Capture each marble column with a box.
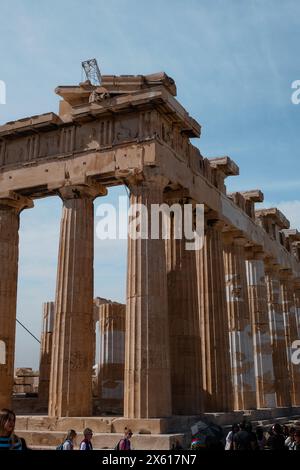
[265,263,291,407]
[38,302,55,407]
[98,302,125,414]
[124,176,172,418]
[49,183,106,417]
[246,251,276,408]
[166,200,202,415]
[197,218,233,412]
[0,193,33,410]
[223,234,256,410]
[294,280,300,339]
[279,270,300,407]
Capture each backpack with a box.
[115,438,131,450]
[56,439,72,450]
[114,440,121,450]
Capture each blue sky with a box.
[0,0,300,368]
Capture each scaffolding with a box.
[81,58,102,86]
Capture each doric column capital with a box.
[244,245,266,261]
[163,188,191,205]
[264,258,281,276]
[57,182,107,201]
[222,229,247,247]
[278,268,293,281]
[205,210,225,232]
[206,220,224,233]
[126,172,169,193]
[294,278,300,290]
[0,191,33,213]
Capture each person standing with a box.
[62,429,77,450]
[80,428,93,450]
[119,427,133,450]
[285,427,296,450]
[267,423,286,450]
[292,429,300,450]
[233,421,258,450]
[256,426,267,450]
[225,424,239,450]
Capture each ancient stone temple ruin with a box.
[0,72,300,448]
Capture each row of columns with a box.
[0,176,300,417]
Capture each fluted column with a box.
[0,193,33,410]
[265,263,291,407]
[197,218,233,412]
[98,302,125,414]
[38,302,55,407]
[49,183,106,417]
[295,280,300,339]
[166,199,202,415]
[124,176,172,418]
[279,270,300,406]
[223,234,256,410]
[245,251,276,408]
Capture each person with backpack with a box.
[80,428,93,450]
[116,427,132,450]
[60,429,77,450]
[56,429,77,450]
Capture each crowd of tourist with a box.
[224,421,300,450]
[1,407,300,451]
[191,420,300,450]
